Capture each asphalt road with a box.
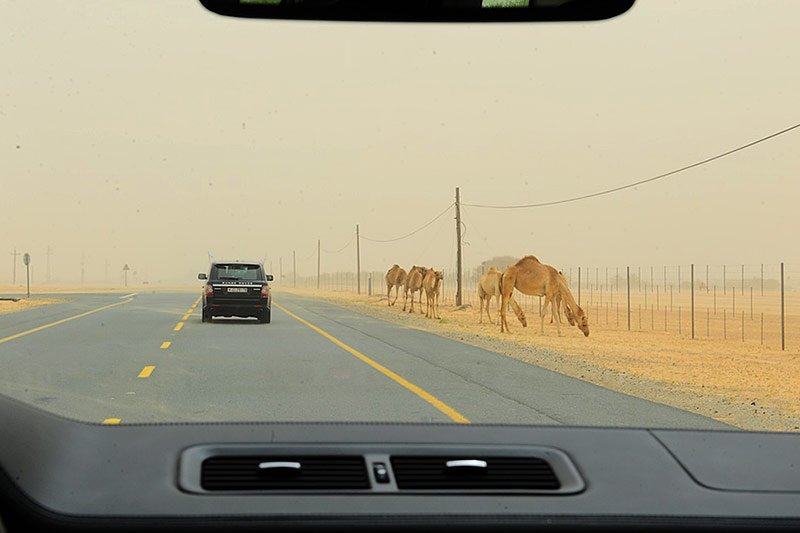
[0,291,727,428]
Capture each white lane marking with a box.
[119,293,138,299]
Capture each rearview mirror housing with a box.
[266,274,274,282]
[198,0,635,22]
[198,273,208,280]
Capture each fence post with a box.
[626,266,631,331]
[781,262,785,351]
[691,263,695,339]
[742,310,745,342]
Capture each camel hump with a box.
[487,266,498,273]
[516,255,541,266]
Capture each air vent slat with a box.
[201,456,370,491]
[391,456,561,491]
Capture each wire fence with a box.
[288,262,796,351]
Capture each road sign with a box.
[23,253,30,266]
[123,264,130,287]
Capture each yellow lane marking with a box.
[182,314,190,321]
[186,308,194,314]
[138,365,155,378]
[174,322,184,331]
[102,418,121,425]
[274,303,470,424]
[0,299,131,346]
[160,341,171,349]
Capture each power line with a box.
[463,121,800,210]
[361,203,455,243]
[322,232,356,254]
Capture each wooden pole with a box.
[356,224,361,295]
[455,187,462,306]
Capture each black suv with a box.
[198,262,274,323]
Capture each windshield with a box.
[1,1,798,432]
[211,264,263,281]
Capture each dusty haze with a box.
[2,0,798,285]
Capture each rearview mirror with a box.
[198,0,635,22]
[198,273,208,280]
[266,274,274,282]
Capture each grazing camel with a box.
[422,269,444,319]
[385,264,407,306]
[477,267,502,324]
[403,266,428,313]
[499,256,589,337]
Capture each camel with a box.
[477,267,502,324]
[499,256,589,337]
[422,269,444,319]
[385,264,407,306]
[403,266,428,313]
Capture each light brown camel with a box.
[422,269,444,319]
[477,267,502,324]
[403,266,428,313]
[499,256,589,337]
[385,264,407,306]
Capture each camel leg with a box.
[387,283,393,306]
[419,290,426,314]
[478,296,483,324]
[393,285,400,306]
[552,294,564,337]
[499,270,515,333]
[402,286,408,312]
[540,294,552,335]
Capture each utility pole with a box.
[11,248,20,285]
[317,239,321,290]
[356,224,361,295]
[455,187,463,306]
[293,250,296,288]
[46,246,52,283]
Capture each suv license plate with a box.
[227,288,248,293]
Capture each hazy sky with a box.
[2,1,798,284]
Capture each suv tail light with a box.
[205,283,213,296]
[261,285,270,297]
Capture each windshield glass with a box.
[211,264,263,280]
[2,1,798,432]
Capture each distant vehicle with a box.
[198,261,274,323]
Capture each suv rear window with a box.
[211,264,263,281]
